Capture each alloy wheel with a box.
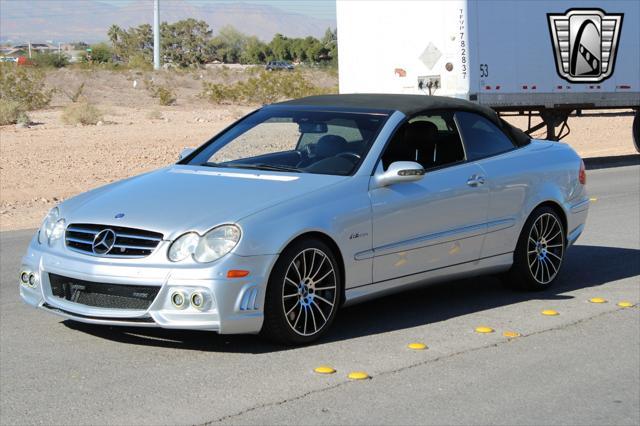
[527,213,564,284]
[282,248,337,336]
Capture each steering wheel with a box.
[336,152,361,162]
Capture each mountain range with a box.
[0,0,335,43]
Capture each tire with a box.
[261,238,342,345]
[633,110,639,153]
[507,206,566,291]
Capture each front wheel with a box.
[261,238,341,345]
[508,207,565,290]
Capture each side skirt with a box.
[343,252,513,307]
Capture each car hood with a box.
[61,165,347,239]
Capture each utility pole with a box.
[153,0,160,70]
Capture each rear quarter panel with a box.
[477,140,586,257]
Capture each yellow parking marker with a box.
[407,342,427,350]
[589,297,607,304]
[503,331,521,338]
[589,197,598,202]
[475,326,494,334]
[347,371,370,380]
[314,365,336,374]
[541,309,559,316]
[617,301,635,308]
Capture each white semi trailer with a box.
[337,0,640,150]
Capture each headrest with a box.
[316,135,348,157]
[404,121,438,147]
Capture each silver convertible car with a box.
[20,94,589,344]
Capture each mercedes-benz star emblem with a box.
[92,229,116,255]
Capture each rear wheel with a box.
[508,206,565,290]
[261,238,341,345]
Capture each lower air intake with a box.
[48,273,160,310]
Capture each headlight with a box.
[38,207,66,245]
[194,225,241,263]
[167,225,241,263]
[168,232,199,262]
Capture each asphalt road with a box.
[1,165,638,426]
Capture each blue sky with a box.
[97,0,336,20]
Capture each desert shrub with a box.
[60,82,85,103]
[0,100,30,125]
[201,70,335,105]
[145,79,176,105]
[84,43,113,64]
[128,54,153,71]
[200,82,241,104]
[31,52,70,68]
[156,86,176,106]
[61,102,103,125]
[0,64,53,110]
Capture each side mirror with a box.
[178,147,195,161]
[372,161,425,188]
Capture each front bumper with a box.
[19,235,277,334]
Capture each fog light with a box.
[190,291,205,310]
[171,291,187,309]
[28,273,38,288]
[20,271,30,284]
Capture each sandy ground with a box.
[0,68,637,231]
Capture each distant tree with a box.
[104,22,335,66]
[269,34,291,61]
[107,24,122,45]
[108,23,153,64]
[240,36,270,64]
[107,24,124,58]
[321,27,338,63]
[209,26,252,63]
[161,19,213,66]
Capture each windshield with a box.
[186,108,390,176]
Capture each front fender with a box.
[235,176,373,288]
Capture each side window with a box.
[381,111,465,170]
[455,112,515,160]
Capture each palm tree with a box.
[107,25,122,45]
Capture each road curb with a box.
[583,154,640,170]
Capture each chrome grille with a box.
[65,223,163,258]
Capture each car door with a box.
[454,111,526,258]
[368,113,490,283]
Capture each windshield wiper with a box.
[200,162,228,168]
[230,163,302,173]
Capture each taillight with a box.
[579,160,586,185]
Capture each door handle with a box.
[467,175,486,187]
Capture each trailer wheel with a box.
[633,110,640,153]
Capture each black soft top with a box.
[274,94,530,147]
[275,93,493,118]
